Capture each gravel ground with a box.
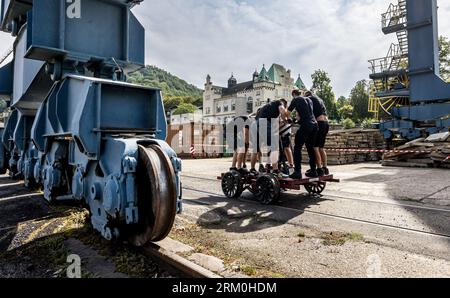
[170,158,450,278]
[0,175,176,278]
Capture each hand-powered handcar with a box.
[218,170,340,205]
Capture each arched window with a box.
[247,97,253,114]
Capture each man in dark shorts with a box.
[249,99,288,177]
[305,91,330,176]
[287,89,319,179]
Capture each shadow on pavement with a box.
[194,190,327,233]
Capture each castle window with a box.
[217,106,222,113]
[247,97,253,114]
[206,107,211,115]
[256,91,261,96]
[231,102,236,111]
[224,105,229,112]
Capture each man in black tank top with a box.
[306,91,330,176]
[287,89,319,179]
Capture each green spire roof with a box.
[258,64,270,81]
[295,74,306,90]
[267,64,285,83]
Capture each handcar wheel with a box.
[304,182,326,195]
[256,175,280,205]
[127,145,178,246]
[222,170,243,199]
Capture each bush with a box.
[360,118,376,129]
[342,118,356,129]
[173,103,197,115]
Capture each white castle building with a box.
[203,64,306,123]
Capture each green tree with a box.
[128,65,203,107]
[311,70,337,119]
[338,104,354,120]
[439,36,450,81]
[173,103,197,115]
[349,80,370,121]
[336,96,348,109]
[164,96,183,111]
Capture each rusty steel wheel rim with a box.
[128,145,178,246]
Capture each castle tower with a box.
[228,73,237,88]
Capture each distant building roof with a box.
[295,74,307,90]
[267,64,287,83]
[222,80,254,96]
[258,64,270,82]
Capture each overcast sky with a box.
[1,0,450,97]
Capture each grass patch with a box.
[321,231,364,246]
[170,221,286,278]
[239,265,258,276]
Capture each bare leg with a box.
[270,150,279,170]
[284,147,294,166]
[231,152,238,169]
[320,148,327,168]
[251,153,258,170]
[237,152,245,168]
[314,147,323,168]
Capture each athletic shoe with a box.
[230,167,238,172]
[305,170,318,178]
[323,167,330,176]
[250,168,259,176]
[289,172,303,180]
[238,168,249,175]
[273,170,288,179]
[317,168,324,177]
[259,164,265,173]
[288,167,295,176]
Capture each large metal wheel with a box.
[304,182,327,195]
[127,145,178,246]
[222,170,243,199]
[255,175,280,205]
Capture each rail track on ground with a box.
[181,174,450,214]
[141,243,221,278]
[180,175,450,240]
[0,177,220,278]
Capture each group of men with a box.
[229,88,330,180]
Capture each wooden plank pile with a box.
[382,132,450,169]
[299,128,386,165]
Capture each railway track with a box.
[180,177,450,240]
[141,243,221,278]
[181,174,450,214]
[0,177,221,278]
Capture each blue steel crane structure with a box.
[0,0,182,246]
[369,0,450,141]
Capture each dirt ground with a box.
[0,176,173,278]
[173,159,450,278]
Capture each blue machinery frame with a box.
[0,0,182,245]
[370,0,450,140]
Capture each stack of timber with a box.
[299,128,386,165]
[382,132,450,169]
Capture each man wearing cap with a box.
[286,88,319,179]
[305,91,330,176]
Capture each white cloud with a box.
[1,0,450,97]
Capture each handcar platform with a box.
[218,170,340,205]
